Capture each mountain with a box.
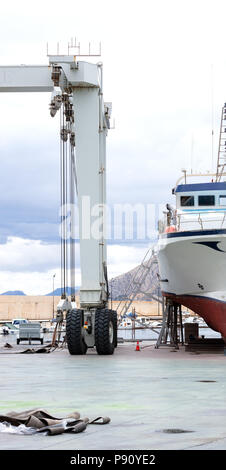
[46,255,160,301]
[108,255,160,301]
[46,287,80,296]
[1,290,26,296]
[0,255,159,300]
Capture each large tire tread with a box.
[95,308,116,355]
[112,310,118,347]
[66,309,87,355]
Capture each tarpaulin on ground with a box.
[0,408,110,435]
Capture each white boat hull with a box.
[157,229,226,338]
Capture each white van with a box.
[12,319,29,327]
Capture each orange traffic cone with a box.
[136,341,140,351]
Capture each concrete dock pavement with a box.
[0,340,226,450]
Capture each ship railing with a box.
[176,211,226,231]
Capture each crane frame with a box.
[0,54,117,355]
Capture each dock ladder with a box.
[115,247,161,322]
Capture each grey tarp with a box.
[0,408,110,435]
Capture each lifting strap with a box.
[0,408,110,436]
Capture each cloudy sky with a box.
[0,0,226,294]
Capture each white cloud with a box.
[0,269,62,296]
[0,236,154,294]
[0,237,60,272]
[107,243,155,280]
[1,0,226,289]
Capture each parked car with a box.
[12,319,28,328]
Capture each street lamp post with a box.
[52,273,56,320]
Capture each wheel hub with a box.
[109,320,114,344]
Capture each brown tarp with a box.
[0,408,110,435]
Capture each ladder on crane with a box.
[216,103,226,182]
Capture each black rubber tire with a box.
[66,309,87,355]
[95,308,115,355]
[112,310,118,347]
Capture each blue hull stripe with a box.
[160,229,226,239]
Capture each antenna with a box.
[47,38,102,58]
[67,38,102,57]
[190,133,194,174]
[211,64,214,172]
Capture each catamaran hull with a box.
[157,229,226,338]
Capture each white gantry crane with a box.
[0,50,117,355]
